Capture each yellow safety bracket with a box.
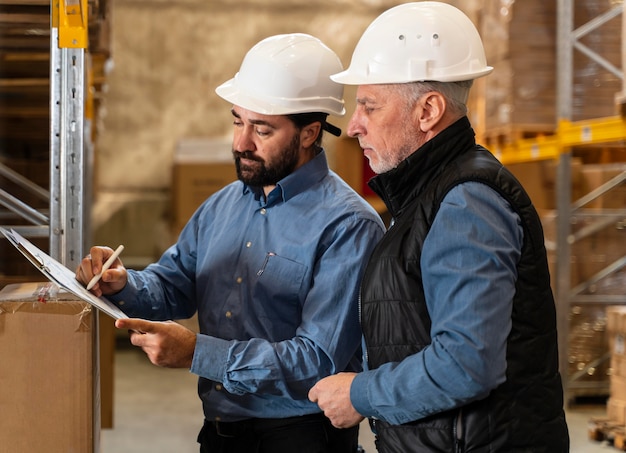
[495,115,626,165]
[496,134,560,165]
[52,0,89,49]
[558,116,626,150]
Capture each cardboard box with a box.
[329,137,387,215]
[479,0,558,132]
[611,374,626,402]
[607,307,626,379]
[506,158,584,212]
[172,138,237,235]
[0,283,99,453]
[331,137,364,196]
[541,210,626,288]
[607,397,626,425]
[607,306,626,342]
[580,164,626,210]
[612,354,626,379]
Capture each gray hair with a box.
[394,80,473,118]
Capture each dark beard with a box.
[233,134,300,188]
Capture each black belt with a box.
[208,413,326,438]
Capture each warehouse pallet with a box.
[588,417,626,450]
[483,124,556,149]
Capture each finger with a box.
[307,386,319,403]
[101,267,125,284]
[89,246,117,275]
[128,329,150,348]
[75,254,94,283]
[115,318,155,333]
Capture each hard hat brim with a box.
[330,66,494,85]
[216,77,346,117]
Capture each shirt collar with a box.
[245,150,330,205]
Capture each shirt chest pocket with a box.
[254,253,308,324]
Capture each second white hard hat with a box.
[332,2,493,85]
[216,33,345,117]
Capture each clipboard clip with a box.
[17,242,50,273]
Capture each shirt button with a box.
[236,277,242,284]
[215,416,221,421]
[225,311,232,318]
[246,241,252,248]
[260,208,267,215]
[215,384,223,391]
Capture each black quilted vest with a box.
[361,117,569,452]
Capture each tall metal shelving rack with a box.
[0,0,91,269]
[493,1,626,402]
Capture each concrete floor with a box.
[101,347,617,452]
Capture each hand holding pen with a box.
[76,245,128,297]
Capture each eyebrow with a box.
[355,96,378,106]
[231,108,277,128]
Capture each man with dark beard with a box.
[76,33,384,453]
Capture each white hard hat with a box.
[216,33,346,117]
[332,2,493,85]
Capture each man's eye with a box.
[256,129,270,137]
[233,121,243,127]
[360,104,377,114]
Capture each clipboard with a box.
[1,227,128,320]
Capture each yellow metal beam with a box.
[493,134,560,165]
[52,0,88,49]
[558,116,626,148]
[493,115,626,165]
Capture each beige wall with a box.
[92,0,480,259]
[96,1,399,190]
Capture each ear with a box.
[416,92,446,132]
[300,122,322,148]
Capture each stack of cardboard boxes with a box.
[0,283,100,452]
[478,0,558,136]
[607,306,626,424]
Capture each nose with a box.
[346,111,364,138]
[233,127,256,152]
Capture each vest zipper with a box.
[454,408,464,453]
[358,290,368,366]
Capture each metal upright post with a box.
[555,0,573,403]
[50,8,99,451]
[49,0,88,268]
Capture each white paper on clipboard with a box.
[1,227,128,320]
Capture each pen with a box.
[86,245,125,290]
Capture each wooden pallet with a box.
[482,124,556,150]
[589,417,626,450]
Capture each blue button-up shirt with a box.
[351,182,523,424]
[110,151,385,421]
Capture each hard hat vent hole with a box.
[398,34,405,41]
[431,33,440,47]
